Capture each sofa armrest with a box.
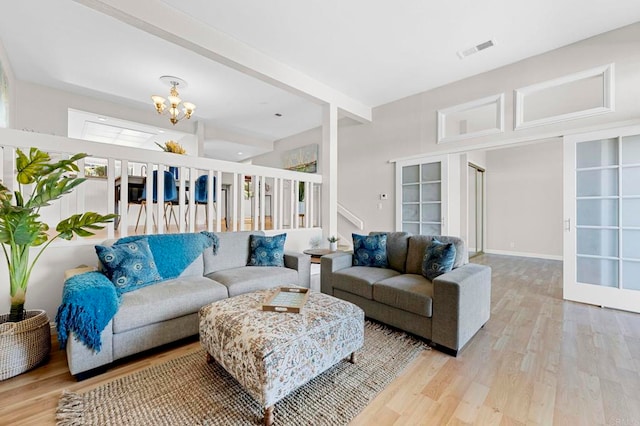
[284,251,311,288]
[66,321,114,378]
[431,263,492,354]
[320,252,354,295]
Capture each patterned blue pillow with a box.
[247,233,287,267]
[95,238,162,294]
[352,233,388,268]
[422,239,456,281]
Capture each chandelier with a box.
[151,76,196,125]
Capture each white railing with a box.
[338,203,364,230]
[0,128,322,240]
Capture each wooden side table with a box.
[303,249,331,264]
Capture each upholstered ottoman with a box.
[199,287,365,425]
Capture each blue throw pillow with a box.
[247,233,286,267]
[352,233,388,268]
[95,238,162,294]
[422,239,456,281]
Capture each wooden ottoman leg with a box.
[349,351,357,364]
[206,352,213,364]
[264,405,274,426]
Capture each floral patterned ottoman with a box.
[199,287,365,425]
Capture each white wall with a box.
[485,140,563,259]
[14,80,193,137]
[274,22,640,247]
[252,126,322,169]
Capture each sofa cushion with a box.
[113,276,228,333]
[206,266,298,297]
[333,266,400,300]
[406,235,467,275]
[95,239,162,294]
[352,233,389,268]
[371,231,410,273]
[422,239,456,281]
[179,254,204,278]
[203,231,264,274]
[247,233,286,267]
[373,274,434,317]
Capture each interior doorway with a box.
[468,163,485,257]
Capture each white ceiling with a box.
[1,1,640,160]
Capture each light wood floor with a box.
[1,254,639,425]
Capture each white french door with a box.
[564,125,640,313]
[396,155,449,235]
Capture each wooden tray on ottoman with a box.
[262,287,309,313]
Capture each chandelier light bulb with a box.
[183,102,195,114]
[169,97,181,108]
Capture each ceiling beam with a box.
[73,0,372,123]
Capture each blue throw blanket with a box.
[56,232,220,352]
[55,271,119,351]
[116,232,219,279]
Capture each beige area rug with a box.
[57,321,428,425]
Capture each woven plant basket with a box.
[0,309,51,380]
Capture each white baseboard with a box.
[483,249,563,261]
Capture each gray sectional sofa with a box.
[64,231,310,378]
[321,232,491,355]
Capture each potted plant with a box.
[0,147,116,380]
[156,140,186,179]
[328,236,339,252]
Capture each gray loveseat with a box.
[321,232,491,355]
[64,231,310,378]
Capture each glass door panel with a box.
[421,163,441,181]
[576,199,618,227]
[402,204,419,222]
[621,134,640,164]
[622,199,640,227]
[622,262,640,290]
[622,230,640,258]
[421,203,441,222]
[576,257,618,287]
[576,138,618,167]
[399,158,446,236]
[403,184,419,202]
[422,224,441,235]
[576,169,618,197]
[402,223,420,234]
[421,183,441,201]
[577,228,618,257]
[565,127,640,313]
[621,166,640,195]
[403,165,419,183]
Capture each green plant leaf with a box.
[56,212,117,240]
[0,210,48,246]
[27,174,85,209]
[16,148,52,185]
[0,183,10,203]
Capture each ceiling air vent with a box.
[457,39,496,59]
